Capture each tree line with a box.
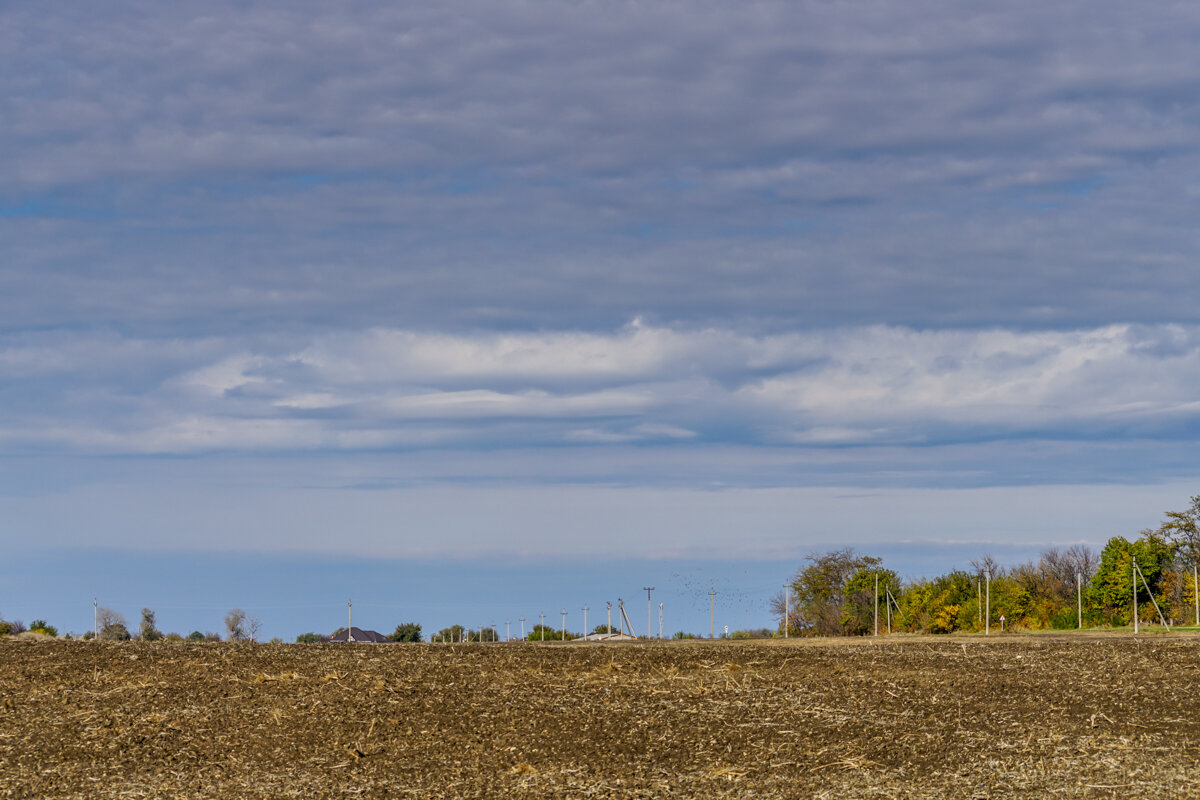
[775,495,1200,635]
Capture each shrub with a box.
[295,632,322,644]
[29,620,58,637]
[389,622,423,643]
[186,631,205,642]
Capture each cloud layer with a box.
[3,2,1200,335]
[3,323,1199,474]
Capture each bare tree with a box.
[224,608,248,641]
[969,554,1002,579]
[139,608,162,641]
[97,608,131,641]
[247,615,262,642]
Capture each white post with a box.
[348,600,354,643]
[783,584,789,639]
[1133,559,1138,634]
[582,605,588,639]
[659,602,663,639]
[561,609,566,641]
[93,598,98,640]
[644,587,655,639]
[985,570,991,636]
[540,613,545,641]
[1194,563,1199,628]
[606,602,612,636]
[520,617,525,640]
[506,620,511,642]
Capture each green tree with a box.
[777,549,891,635]
[388,622,423,642]
[186,631,206,642]
[436,624,466,643]
[841,565,899,635]
[1089,533,1175,625]
[525,624,558,642]
[1158,494,1200,566]
[295,632,322,644]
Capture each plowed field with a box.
[3,635,1199,798]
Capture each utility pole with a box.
[540,612,546,641]
[1077,573,1082,629]
[1194,563,1199,628]
[708,589,716,638]
[783,584,789,638]
[348,599,354,642]
[874,573,879,637]
[93,598,98,640]
[506,620,511,642]
[985,570,990,636]
[606,601,612,636]
[561,609,567,641]
[582,605,589,639]
[643,587,655,639]
[659,602,663,639]
[1133,559,1138,634]
[519,617,525,641]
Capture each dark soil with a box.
[3,635,1199,798]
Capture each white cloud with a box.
[5,322,1200,458]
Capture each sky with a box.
[3,2,1200,639]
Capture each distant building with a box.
[328,626,389,643]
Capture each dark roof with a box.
[329,626,389,643]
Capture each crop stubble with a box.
[2,636,1199,798]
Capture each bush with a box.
[389,622,423,643]
[29,619,58,637]
[295,632,322,644]
[186,631,205,642]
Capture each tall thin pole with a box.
[643,587,655,640]
[708,589,716,638]
[1077,573,1082,629]
[561,609,567,641]
[658,602,663,639]
[985,570,990,636]
[977,581,982,625]
[582,605,588,638]
[783,584,789,639]
[540,613,545,641]
[506,620,511,642]
[93,598,98,640]
[1194,563,1199,628]
[606,602,612,636]
[348,600,354,643]
[520,617,525,640]
[874,573,879,637]
[1133,559,1138,634]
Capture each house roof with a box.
[328,626,389,643]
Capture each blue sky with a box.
[3,2,1200,639]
